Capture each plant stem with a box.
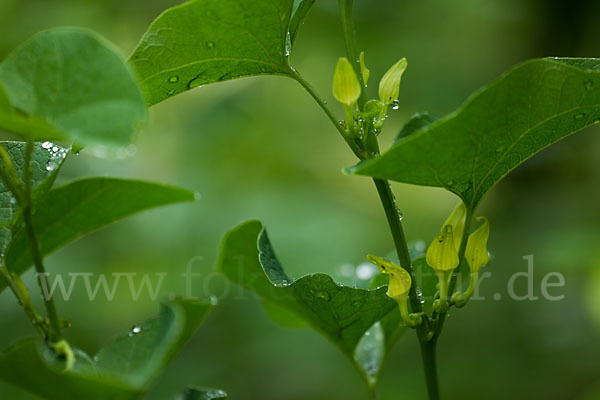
[22,141,62,342]
[338,0,368,108]
[372,179,423,314]
[420,339,440,400]
[335,2,443,398]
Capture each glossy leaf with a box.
[0,298,215,399]
[1,177,195,292]
[0,28,146,147]
[216,220,401,387]
[351,58,600,210]
[94,297,214,390]
[0,141,68,254]
[129,0,315,105]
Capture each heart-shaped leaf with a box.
[217,220,404,387]
[0,28,147,147]
[350,58,600,210]
[129,0,315,105]
[1,177,195,292]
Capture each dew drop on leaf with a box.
[168,76,179,83]
[205,41,215,49]
[584,80,594,90]
[130,324,142,335]
[45,161,57,171]
[391,100,400,110]
[575,113,585,120]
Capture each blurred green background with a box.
[1,0,600,398]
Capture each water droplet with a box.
[391,100,400,110]
[396,208,403,220]
[495,146,505,153]
[447,180,454,186]
[584,80,594,90]
[41,141,53,149]
[194,192,201,201]
[168,76,179,83]
[284,32,292,57]
[9,197,16,205]
[574,113,585,120]
[131,324,142,334]
[205,41,215,49]
[167,89,176,96]
[45,161,57,171]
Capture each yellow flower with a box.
[367,254,422,327]
[465,217,490,273]
[452,217,490,307]
[426,224,459,312]
[426,224,459,273]
[443,202,466,252]
[366,254,411,301]
[332,57,361,107]
[378,58,407,105]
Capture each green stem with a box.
[0,144,56,340]
[23,141,62,342]
[289,68,366,159]
[420,339,440,400]
[338,0,368,108]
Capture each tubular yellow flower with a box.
[367,254,422,327]
[465,217,490,273]
[426,224,459,312]
[332,57,361,107]
[452,217,491,307]
[443,202,466,252]
[378,58,407,105]
[426,225,459,273]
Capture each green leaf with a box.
[216,220,401,387]
[94,297,214,390]
[394,112,439,143]
[1,177,195,292]
[0,141,68,254]
[129,0,315,105]
[350,58,600,210]
[0,338,138,400]
[179,386,228,400]
[0,28,147,147]
[0,298,215,399]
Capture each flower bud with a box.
[332,57,361,107]
[426,225,459,273]
[465,217,490,273]
[378,58,407,105]
[359,51,370,85]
